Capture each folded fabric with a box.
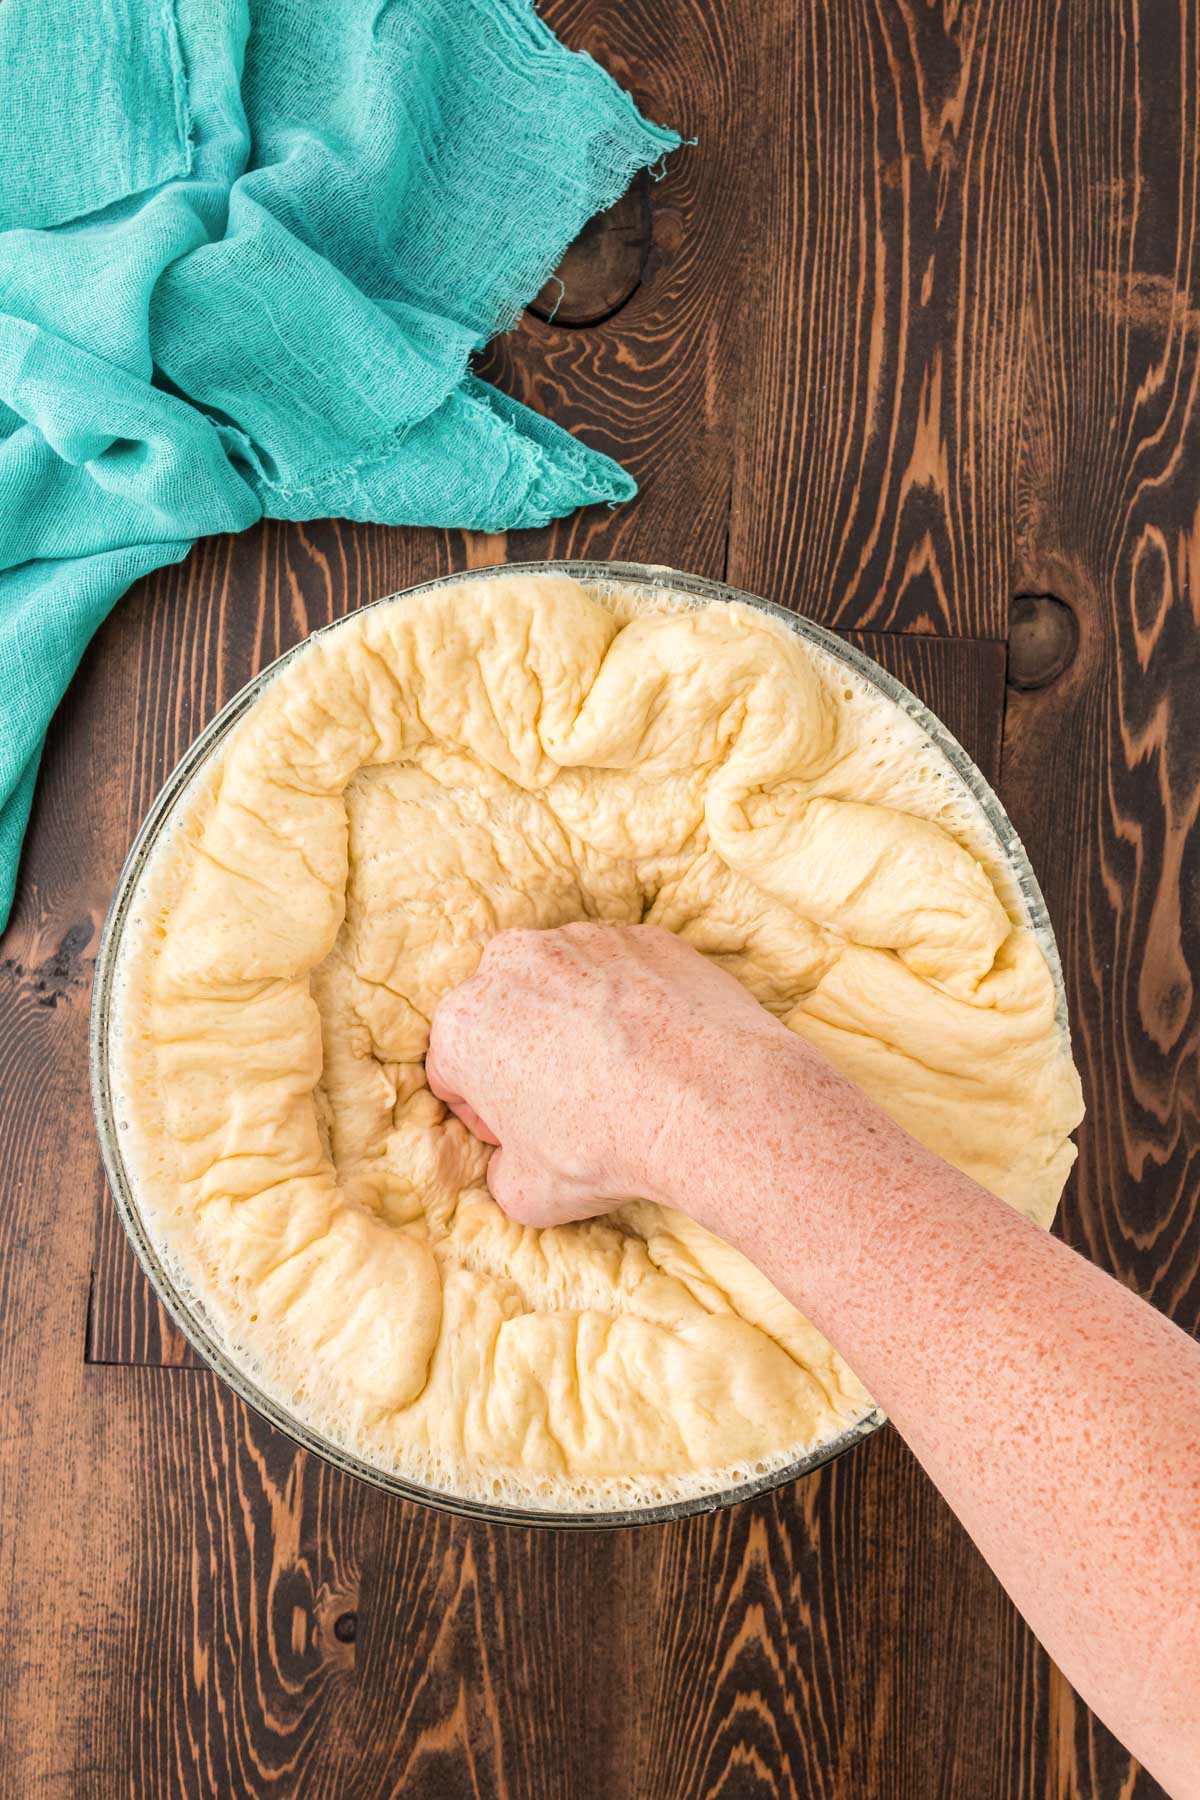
[0,0,679,930]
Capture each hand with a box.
[425,922,791,1228]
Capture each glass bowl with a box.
[89,560,1068,1528]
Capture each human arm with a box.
[426,923,1200,1798]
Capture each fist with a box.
[425,922,783,1228]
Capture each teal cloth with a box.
[0,0,678,929]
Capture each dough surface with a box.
[112,573,1084,1510]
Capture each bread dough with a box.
[112,573,1084,1509]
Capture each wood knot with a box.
[30,920,94,1008]
[333,1612,357,1644]
[1007,595,1079,691]
[528,169,652,328]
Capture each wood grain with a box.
[1004,0,1200,1336]
[996,9,1200,1789]
[1,0,1196,1795]
[726,0,1053,637]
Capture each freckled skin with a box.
[428,923,1200,1799]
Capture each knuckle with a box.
[486,1148,517,1208]
[429,985,478,1071]
[430,989,465,1044]
[483,926,539,966]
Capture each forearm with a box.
[429,924,1199,1790]
[685,1037,1200,1797]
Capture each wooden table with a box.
[2,2,1197,1794]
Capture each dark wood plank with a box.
[997,4,1200,1796]
[90,1179,202,1368]
[853,630,1007,779]
[725,0,1051,638]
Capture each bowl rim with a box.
[89,557,1066,1529]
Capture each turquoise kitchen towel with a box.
[0,0,679,929]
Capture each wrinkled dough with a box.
[121,573,1084,1507]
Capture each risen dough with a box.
[113,573,1084,1509]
